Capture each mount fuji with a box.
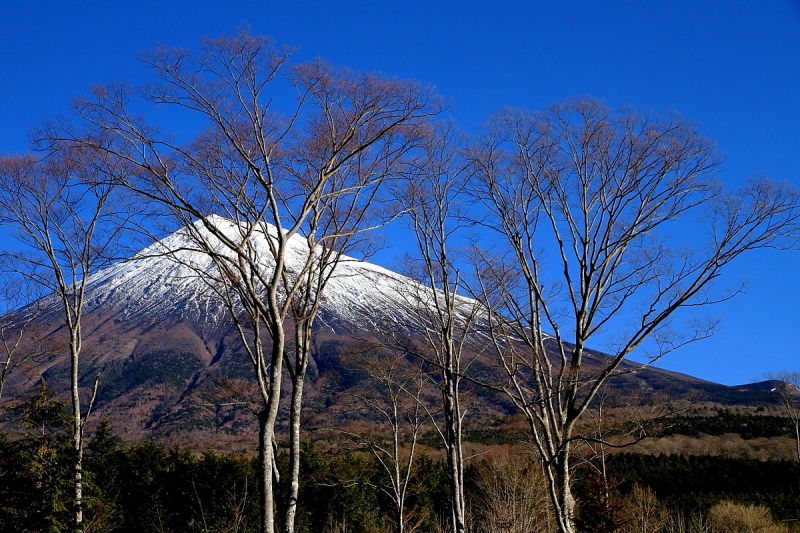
[76,215,442,334]
[1,216,779,448]
[3,216,478,445]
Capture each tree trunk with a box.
[552,445,577,533]
[258,410,273,533]
[393,404,406,533]
[258,338,284,533]
[281,318,314,533]
[396,500,405,533]
[794,421,800,462]
[443,377,466,533]
[393,457,406,533]
[70,329,83,530]
[282,372,306,533]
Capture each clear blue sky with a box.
[1,1,799,385]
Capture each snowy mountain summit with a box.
[0,216,487,443]
[9,217,775,447]
[78,215,464,334]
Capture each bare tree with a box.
[0,150,134,529]
[465,98,800,533]
[48,29,440,533]
[470,453,553,533]
[388,121,480,533]
[707,501,788,533]
[621,485,669,533]
[764,370,800,461]
[0,260,49,402]
[340,348,431,533]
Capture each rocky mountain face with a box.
[0,217,781,449]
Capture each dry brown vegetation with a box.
[627,434,797,461]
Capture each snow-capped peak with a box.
[74,216,479,333]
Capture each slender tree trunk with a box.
[283,372,306,533]
[394,424,406,533]
[395,500,405,533]
[551,444,577,533]
[69,327,83,530]
[282,320,313,533]
[794,422,800,462]
[443,377,465,533]
[259,336,284,533]
[258,410,271,533]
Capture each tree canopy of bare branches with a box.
[0,149,136,529]
[387,121,483,533]
[43,29,442,533]
[340,349,432,533]
[0,260,49,403]
[465,98,800,533]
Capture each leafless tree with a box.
[621,485,669,533]
[465,98,800,533]
[707,501,788,533]
[0,260,49,402]
[387,121,481,533]
[0,150,135,529]
[339,349,432,533]
[46,29,440,533]
[764,370,800,461]
[470,453,553,533]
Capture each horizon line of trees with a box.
[1,386,799,533]
[1,28,800,533]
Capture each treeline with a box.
[0,386,446,532]
[0,393,448,532]
[661,411,796,440]
[2,387,799,533]
[419,411,797,448]
[607,454,800,519]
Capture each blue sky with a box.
[1,1,799,385]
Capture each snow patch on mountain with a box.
[74,216,473,333]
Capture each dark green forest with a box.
[2,386,798,533]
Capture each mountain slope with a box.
[1,216,782,447]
